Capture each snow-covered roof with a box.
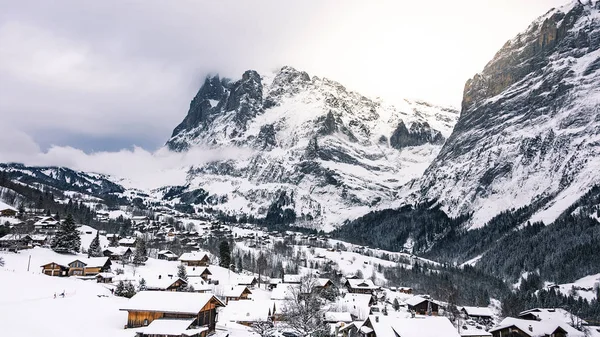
[324,311,352,323]
[0,201,17,211]
[317,278,332,287]
[490,317,585,337]
[346,279,378,290]
[179,251,210,262]
[518,308,587,325]
[75,257,110,268]
[404,295,431,307]
[461,306,494,317]
[271,283,297,300]
[103,246,131,256]
[0,234,30,242]
[340,293,373,320]
[145,277,187,290]
[459,325,492,336]
[120,291,223,314]
[96,272,115,278]
[142,318,195,335]
[223,285,251,298]
[30,234,47,241]
[391,316,461,337]
[118,237,136,245]
[218,299,275,323]
[236,275,256,285]
[269,278,282,284]
[205,265,241,285]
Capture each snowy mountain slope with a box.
[164,66,458,230]
[0,163,124,197]
[420,0,600,227]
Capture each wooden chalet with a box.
[96,272,115,283]
[146,277,188,291]
[157,250,179,261]
[222,285,252,304]
[0,234,32,250]
[236,275,257,288]
[461,306,494,322]
[404,296,440,316]
[315,278,335,290]
[41,262,69,276]
[0,207,17,217]
[344,279,379,294]
[68,257,112,276]
[103,247,133,261]
[489,318,573,337]
[360,315,461,337]
[178,251,211,267]
[33,217,59,234]
[120,291,225,334]
[118,237,138,247]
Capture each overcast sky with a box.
[0,0,569,164]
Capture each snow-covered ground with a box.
[546,273,600,302]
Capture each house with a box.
[187,266,212,281]
[68,257,112,276]
[118,237,138,247]
[96,272,115,283]
[324,312,353,324]
[283,274,303,284]
[359,314,460,337]
[222,285,252,304]
[315,278,335,290]
[236,275,257,288]
[268,278,282,290]
[0,234,32,250]
[398,287,413,294]
[103,247,133,261]
[179,251,211,267]
[344,279,379,294]
[41,262,69,276]
[217,299,276,326]
[136,318,208,337]
[145,277,188,291]
[30,234,48,246]
[461,306,494,322]
[157,250,179,261]
[120,291,225,334]
[341,293,376,320]
[0,204,17,217]
[271,283,298,300]
[489,317,584,337]
[517,308,587,326]
[33,217,60,234]
[404,296,440,316]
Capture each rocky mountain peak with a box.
[421,0,600,227]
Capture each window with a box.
[143,319,149,326]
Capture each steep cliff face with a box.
[421,0,600,227]
[165,66,458,230]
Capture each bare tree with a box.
[281,274,329,337]
[251,320,275,337]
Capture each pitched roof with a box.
[518,308,587,325]
[404,295,432,307]
[145,277,188,290]
[324,311,353,323]
[223,285,251,298]
[118,237,137,245]
[346,279,378,290]
[142,318,195,335]
[179,251,210,262]
[490,317,584,337]
[461,306,494,317]
[120,291,223,314]
[283,274,302,283]
[218,300,275,323]
[271,284,298,300]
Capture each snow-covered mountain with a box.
[420,0,600,227]
[165,66,458,230]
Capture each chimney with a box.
[528,325,533,332]
[375,316,379,323]
[158,275,162,279]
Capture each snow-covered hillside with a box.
[164,66,458,230]
[420,1,600,227]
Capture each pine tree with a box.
[177,264,188,281]
[133,239,147,266]
[138,278,147,291]
[219,241,231,268]
[0,256,4,267]
[88,232,103,257]
[51,214,81,254]
[393,298,400,311]
[115,281,125,296]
